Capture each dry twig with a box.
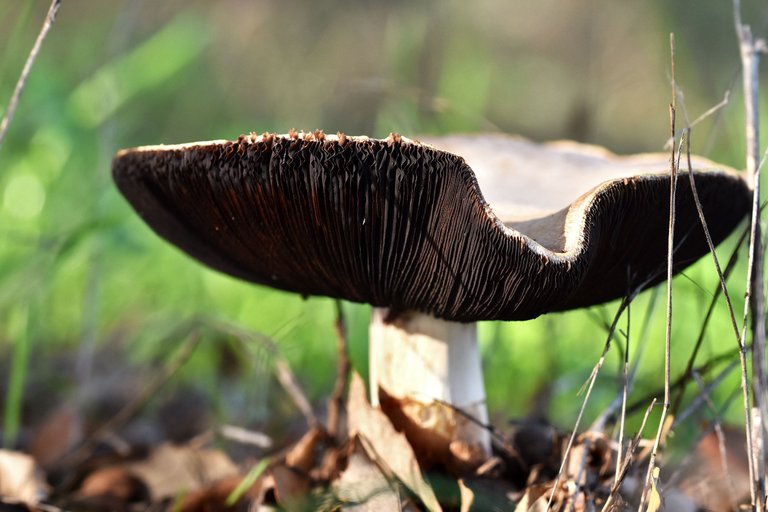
[734,0,767,507]
[0,0,61,151]
[640,36,678,509]
[547,296,630,510]
[326,300,351,440]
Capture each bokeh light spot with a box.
[3,174,46,219]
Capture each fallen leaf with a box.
[285,426,322,472]
[678,425,750,510]
[271,464,310,506]
[77,465,149,502]
[646,466,662,512]
[125,442,239,499]
[514,483,550,512]
[378,389,485,473]
[347,373,442,512]
[334,437,401,511]
[179,476,243,512]
[0,450,47,503]
[27,404,83,469]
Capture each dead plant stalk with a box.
[639,35,677,510]
[0,0,61,151]
[734,0,767,508]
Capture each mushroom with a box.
[112,131,750,470]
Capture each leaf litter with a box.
[1,330,751,512]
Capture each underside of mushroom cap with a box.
[112,132,751,322]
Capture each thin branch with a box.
[640,34,677,511]
[211,319,318,429]
[601,399,656,512]
[59,323,202,474]
[663,90,731,150]
[547,296,632,510]
[669,221,748,418]
[326,300,351,440]
[673,359,738,429]
[614,300,630,488]
[0,0,61,151]
[734,0,767,507]
[591,287,659,431]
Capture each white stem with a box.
[369,308,491,459]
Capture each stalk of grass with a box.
[0,1,61,444]
[669,221,748,418]
[2,303,31,448]
[0,0,60,152]
[590,286,659,432]
[546,295,631,510]
[615,300,630,488]
[0,1,36,91]
[734,0,767,507]
[601,399,657,512]
[639,36,678,510]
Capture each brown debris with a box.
[27,404,83,469]
[347,373,442,511]
[0,450,47,503]
[677,425,752,510]
[178,477,245,512]
[378,390,486,474]
[333,437,401,511]
[75,466,149,505]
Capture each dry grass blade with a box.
[640,35,678,510]
[592,288,659,433]
[673,360,739,429]
[734,0,767,507]
[681,132,759,506]
[615,303,630,488]
[601,399,657,512]
[61,324,202,471]
[669,222,747,418]
[0,0,61,151]
[326,301,351,440]
[546,297,630,510]
[663,90,731,150]
[209,319,318,429]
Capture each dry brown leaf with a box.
[124,442,238,499]
[678,426,750,510]
[334,437,401,511]
[646,466,662,512]
[514,483,550,512]
[179,476,250,512]
[347,373,442,512]
[77,465,149,502]
[271,464,310,506]
[27,404,83,469]
[0,450,47,503]
[285,426,322,472]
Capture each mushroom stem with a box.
[368,308,491,464]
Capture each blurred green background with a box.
[1,0,766,450]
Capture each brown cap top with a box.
[112,132,750,322]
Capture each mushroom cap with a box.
[112,132,750,322]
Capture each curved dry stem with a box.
[0,0,61,152]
